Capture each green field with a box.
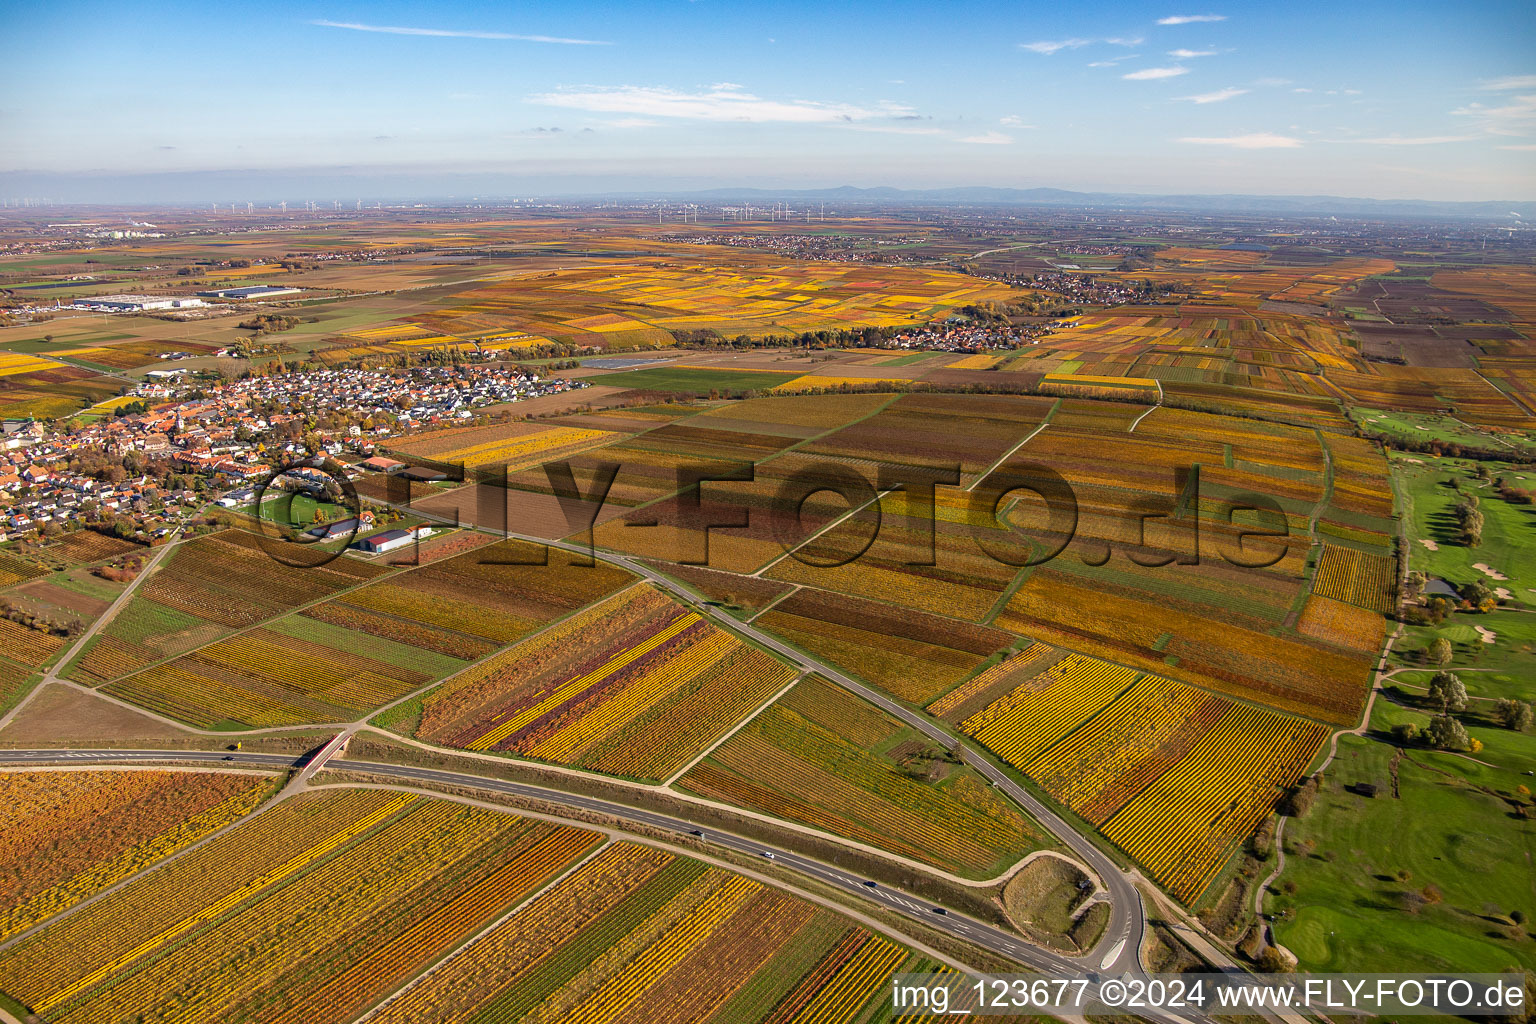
[588,366,800,393]
[245,494,351,530]
[1358,408,1536,455]
[1393,667,1536,704]
[1394,453,1536,605]
[267,614,467,679]
[877,351,939,366]
[1271,699,1536,973]
[1391,611,1536,678]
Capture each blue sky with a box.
[3,0,1533,200]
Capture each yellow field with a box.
[961,654,1140,765]
[0,352,66,377]
[772,374,911,392]
[947,353,1001,370]
[84,395,149,416]
[412,424,616,471]
[1101,703,1327,901]
[1042,372,1158,387]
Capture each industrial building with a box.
[75,295,206,312]
[352,525,434,555]
[196,285,302,300]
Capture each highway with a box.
[382,496,1153,972]
[512,534,1147,977]
[0,746,1223,1024]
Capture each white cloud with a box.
[1254,77,1291,86]
[1180,87,1248,103]
[1168,48,1216,58]
[1088,58,1132,67]
[1453,93,1536,137]
[1157,14,1226,24]
[1124,66,1190,80]
[960,131,1014,145]
[846,122,947,136]
[1348,134,1479,145]
[1291,87,1313,93]
[1106,36,1144,46]
[1020,38,1092,54]
[602,118,659,129]
[1498,143,1536,150]
[1482,75,1536,91]
[999,115,1036,128]
[529,85,882,123]
[1181,132,1301,148]
[310,19,609,44]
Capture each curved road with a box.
[383,495,1152,973]
[0,746,1220,1024]
[515,534,1147,977]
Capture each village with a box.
[0,362,586,544]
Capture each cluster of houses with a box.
[1,427,200,539]
[0,362,585,545]
[193,363,584,426]
[886,317,1068,352]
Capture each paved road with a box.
[545,537,1148,975]
[380,503,1151,975]
[0,747,1223,1024]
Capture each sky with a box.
[3,0,1534,202]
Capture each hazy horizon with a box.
[5,0,1534,203]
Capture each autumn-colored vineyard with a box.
[71,529,389,685]
[1312,543,1398,614]
[0,789,601,1024]
[0,771,274,943]
[74,531,636,728]
[958,650,1328,901]
[680,677,1046,877]
[419,586,794,780]
[367,840,915,1024]
[1296,594,1388,653]
[391,422,617,472]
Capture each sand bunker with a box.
[1420,538,1439,551]
[1472,563,1509,581]
[1475,625,1498,645]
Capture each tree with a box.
[1464,511,1484,546]
[1425,714,1470,751]
[1427,671,1468,712]
[1391,722,1420,745]
[1463,579,1495,606]
[1257,947,1295,973]
[1498,699,1535,732]
[1427,637,1454,667]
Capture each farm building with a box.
[197,286,302,299]
[400,466,447,482]
[307,518,360,540]
[358,456,404,473]
[352,525,433,554]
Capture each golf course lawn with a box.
[1272,701,1536,972]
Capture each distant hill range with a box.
[6,170,1531,221]
[610,185,1536,221]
